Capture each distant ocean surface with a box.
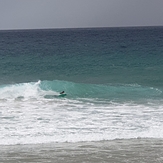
[0,26,163,162]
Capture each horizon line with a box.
[0,25,163,31]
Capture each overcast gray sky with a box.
[0,0,163,30]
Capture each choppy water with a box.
[0,26,163,162]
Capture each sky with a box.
[0,0,163,30]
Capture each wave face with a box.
[0,80,163,145]
[1,80,161,101]
[40,80,162,100]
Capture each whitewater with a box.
[0,80,163,145]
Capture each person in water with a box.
[60,91,65,94]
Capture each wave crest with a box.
[0,80,162,101]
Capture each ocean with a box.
[0,26,163,162]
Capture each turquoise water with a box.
[0,27,163,145]
[1,27,163,86]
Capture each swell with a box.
[0,80,162,101]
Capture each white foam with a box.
[0,84,163,145]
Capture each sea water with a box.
[0,27,163,162]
